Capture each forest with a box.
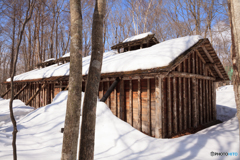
[0,0,231,95]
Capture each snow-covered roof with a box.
[62,52,70,58]
[123,32,154,43]
[7,35,203,82]
[43,58,56,63]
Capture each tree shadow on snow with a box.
[94,114,238,160]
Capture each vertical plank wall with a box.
[98,77,157,137]
[162,51,217,138]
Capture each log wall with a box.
[4,80,69,108]
[98,77,157,137]
[2,51,217,138]
[97,51,217,138]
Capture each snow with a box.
[62,52,70,58]
[6,50,118,81]
[216,85,237,121]
[0,98,34,127]
[43,58,56,63]
[122,32,154,43]
[7,35,203,82]
[0,85,238,159]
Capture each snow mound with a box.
[0,98,34,126]
[0,86,239,160]
[218,85,234,92]
[216,85,237,121]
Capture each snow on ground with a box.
[0,85,238,160]
[0,98,34,127]
[216,85,237,121]
[7,35,203,82]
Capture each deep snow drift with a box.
[0,98,33,127]
[0,85,238,160]
[216,85,237,121]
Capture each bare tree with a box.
[8,0,35,159]
[0,0,231,80]
[227,0,240,153]
[79,0,106,159]
[61,0,82,159]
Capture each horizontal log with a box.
[214,78,229,82]
[168,71,215,80]
[54,85,68,88]
[122,76,155,80]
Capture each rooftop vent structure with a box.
[37,58,56,69]
[36,53,70,69]
[111,32,159,53]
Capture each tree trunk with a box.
[61,0,82,159]
[228,0,240,154]
[9,4,16,159]
[79,0,106,159]
[62,29,70,56]
[27,24,32,70]
[9,1,35,160]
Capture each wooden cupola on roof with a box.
[37,58,56,69]
[111,32,159,53]
[36,53,70,69]
[56,52,70,65]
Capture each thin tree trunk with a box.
[9,3,16,159]
[50,8,55,58]
[9,1,34,160]
[10,11,15,77]
[79,0,106,159]
[62,29,70,55]
[36,10,41,64]
[55,11,59,59]
[61,0,82,159]
[27,24,32,70]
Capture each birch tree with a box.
[79,0,106,159]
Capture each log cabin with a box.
[1,32,229,138]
